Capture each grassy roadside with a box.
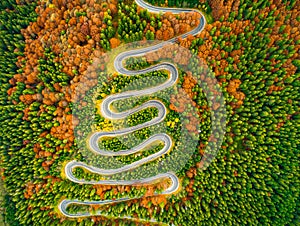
[201,11,214,24]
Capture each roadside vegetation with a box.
[0,0,299,225]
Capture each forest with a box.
[0,0,299,225]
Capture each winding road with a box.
[59,0,206,222]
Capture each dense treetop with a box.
[0,0,299,225]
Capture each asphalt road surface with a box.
[59,0,206,220]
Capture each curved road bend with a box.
[59,0,206,220]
